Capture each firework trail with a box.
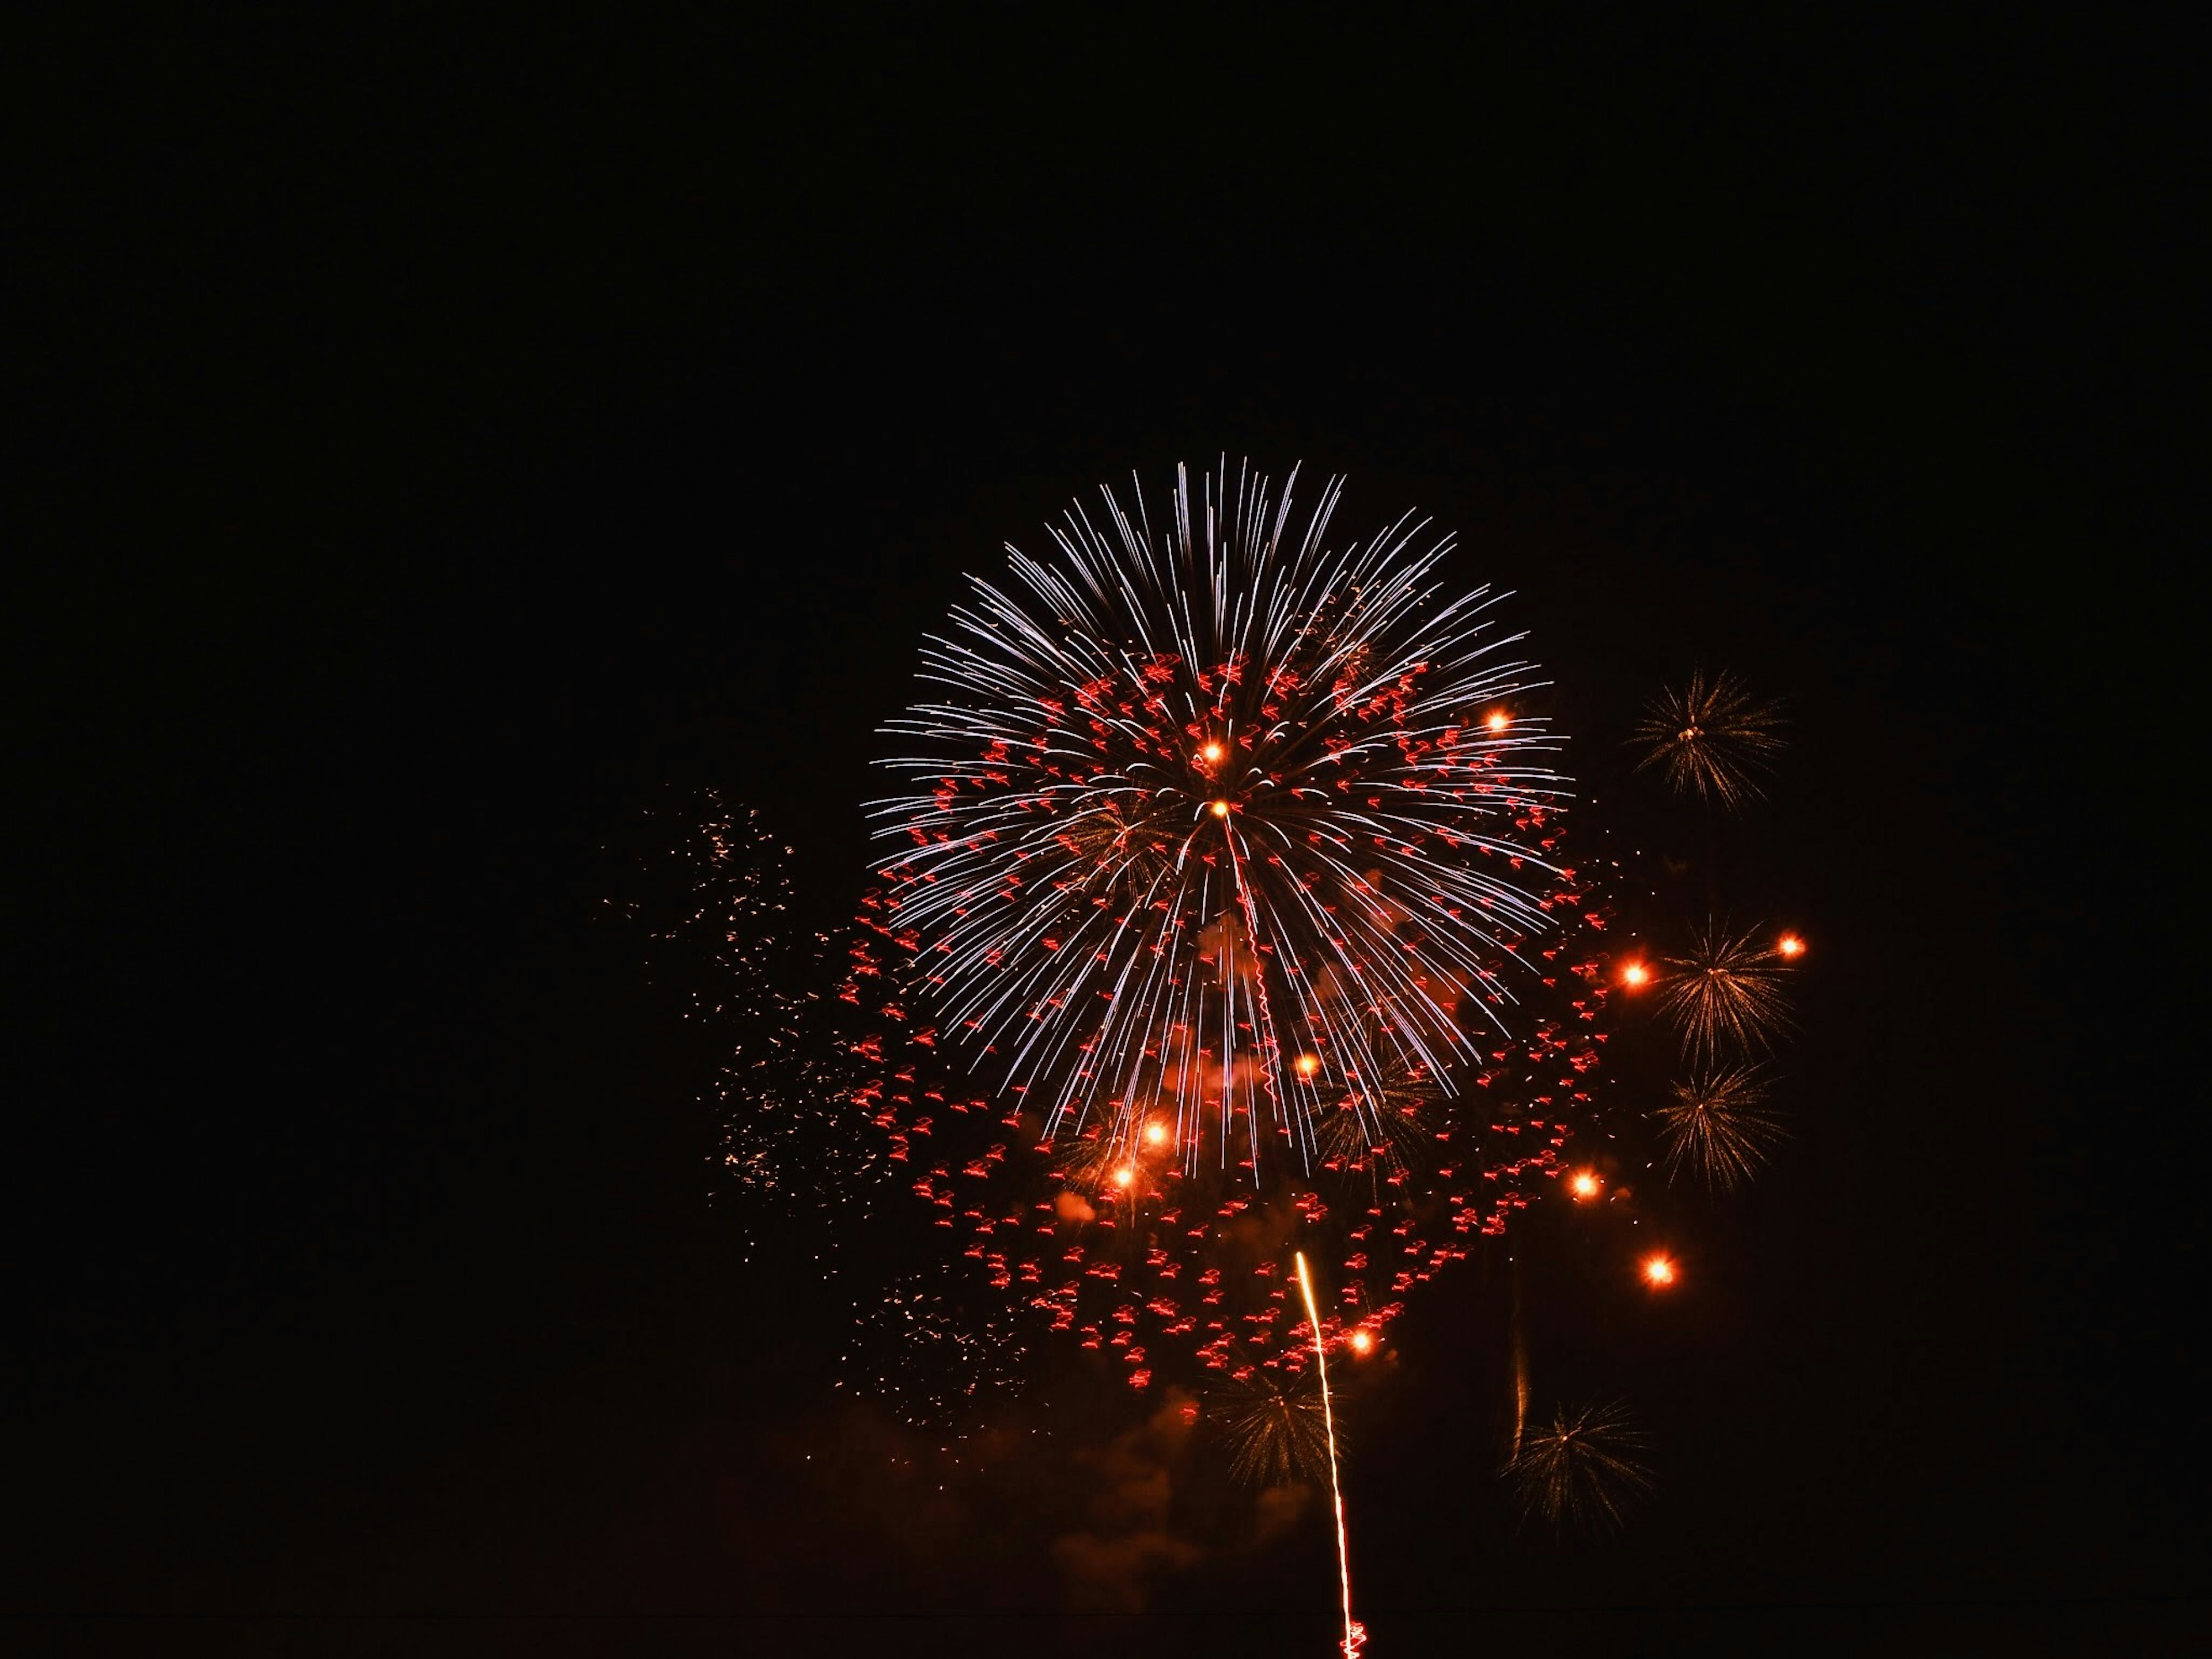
[1507,1399,1653,1535]
[1297,1252,1362,1659]
[1631,668,1785,809]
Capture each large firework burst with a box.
[1506,1400,1653,1535]
[839,465,1615,1386]
[1631,668,1784,809]
[1654,1062,1785,1191]
[1657,918,1794,1062]
[872,461,1569,1184]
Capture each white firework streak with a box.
[871,460,1571,1183]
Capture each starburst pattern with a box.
[1657,918,1793,1062]
[1654,1062,1785,1190]
[1631,669,1784,809]
[1506,1400,1652,1534]
[1211,1371,1335,1488]
[870,460,1569,1181]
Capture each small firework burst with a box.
[1631,669,1785,809]
[1211,1370,1335,1488]
[1658,918,1794,1061]
[1655,1063,1785,1191]
[1507,1400,1652,1535]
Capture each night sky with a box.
[13,18,2195,1656]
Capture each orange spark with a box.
[1202,740,1226,764]
[1210,799,1232,819]
[1144,1122,1168,1147]
[1777,933,1806,959]
[1294,1053,1322,1080]
[1570,1170,1601,1201]
[1485,709,1510,732]
[1620,961,1650,988]
[1112,1165,1135,1188]
[1642,1253,1677,1288]
[1349,1329,1374,1355]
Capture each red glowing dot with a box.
[1294,1053,1321,1080]
[1210,799,1232,819]
[1202,741,1226,764]
[1643,1253,1677,1288]
[1485,710,1510,732]
[1777,933,1806,959]
[1620,961,1649,988]
[1570,1170,1601,1201]
[1349,1330,1374,1355]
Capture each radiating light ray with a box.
[1630,668,1785,809]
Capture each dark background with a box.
[11,16,2196,1655]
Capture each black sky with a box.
[11,16,2198,1656]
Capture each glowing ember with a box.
[1294,1052,1322,1080]
[1777,933,1805,959]
[1145,1121,1168,1146]
[1202,740,1226,764]
[1621,961,1650,988]
[1642,1253,1677,1287]
[1486,709,1510,732]
[1113,1166,1135,1188]
[1570,1169,1601,1200]
[1349,1329,1374,1355]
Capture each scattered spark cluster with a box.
[842,463,1620,1384]
[838,1272,1031,1428]
[1630,667,1785,809]
[1506,1400,1653,1534]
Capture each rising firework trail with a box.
[870,460,1569,1186]
[1297,1251,1362,1658]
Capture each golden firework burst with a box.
[1654,1062,1785,1191]
[1658,918,1794,1062]
[1212,1370,1335,1488]
[1506,1400,1652,1534]
[1631,669,1785,809]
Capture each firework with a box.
[839,1271,1030,1427]
[1211,1370,1333,1488]
[870,460,1569,1180]
[838,466,1619,1383]
[1655,1062,1785,1191]
[609,789,889,1271]
[1297,1252,1359,1659]
[1507,1400,1653,1535]
[1631,668,1784,809]
[1657,918,1794,1062]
